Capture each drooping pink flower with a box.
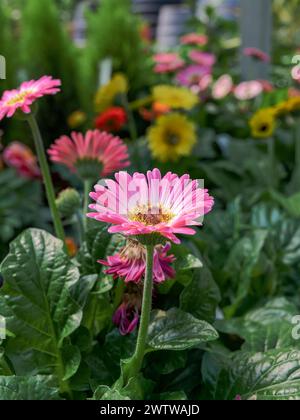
[3,141,41,179]
[88,168,214,244]
[180,33,208,46]
[153,53,185,74]
[212,75,234,99]
[0,76,61,120]
[234,81,263,100]
[176,65,211,87]
[48,130,130,179]
[99,240,175,284]
[189,51,216,68]
[113,302,140,336]
[243,47,270,63]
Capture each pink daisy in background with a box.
[259,80,274,93]
[243,47,270,63]
[3,142,41,179]
[0,76,61,120]
[176,65,211,88]
[234,80,263,100]
[100,240,175,284]
[88,168,214,244]
[189,51,216,68]
[153,52,185,74]
[212,74,234,99]
[180,33,208,46]
[48,130,130,180]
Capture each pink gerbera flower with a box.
[180,33,208,46]
[176,65,211,87]
[243,47,270,63]
[153,53,185,74]
[99,240,175,284]
[3,141,41,179]
[212,75,234,99]
[48,130,130,179]
[189,51,216,68]
[0,76,61,120]
[88,168,214,244]
[234,81,263,100]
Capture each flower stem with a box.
[27,114,65,242]
[83,179,93,231]
[122,244,154,384]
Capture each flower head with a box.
[3,142,41,179]
[0,76,61,120]
[249,108,276,138]
[243,47,270,63]
[99,240,175,284]
[140,102,170,121]
[153,53,185,74]
[180,33,208,46]
[234,81,263,100]
[88,168,214,244]
[48,130,130,180]
[113,301,140,335]
[176,65,211,88]
[152,85,198,110]
[189,51,216,67]
[95,107,127,132]
[148,113,196,162]
[212,75,233,99]
[94,74,128,113]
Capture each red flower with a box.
[95,107,127,133]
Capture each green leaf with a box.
[271,190,300,218]
[0,229,84,383]
[147,308,218,351]
[93,385,130,400]
[158,391,187,400]
[216,298,298,352]
[0,375,60,400]
[62,345,81,381]
[203,349,300,400]
[180,267,220,323]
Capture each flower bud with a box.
[56,188,81,218]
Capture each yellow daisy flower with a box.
[249,108,276,138]
[148,113,197,162]
[152,85,198,110]
[95,73,128,112]
[272,101,289,117]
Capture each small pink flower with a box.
[0,76,61,120]
[180,33,208,46]
[212,75,234,99]
[88,168,214,244]
[289,87,300,97]
[3,141,41,179]
[243,47,270,63]
[176,65,211,87]
[99,240,176,284]
[48,130,130,179]
[153,53,185,74]
[189,51,216,67]
[113,302,140,336]
[234,81,263,100]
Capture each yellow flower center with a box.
[6,90,32,106]
[129,205,174,225]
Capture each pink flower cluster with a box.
[3,142,41,179]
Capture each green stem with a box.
[123,244,154,383]
[83,179,92,231]
[122,94,138,141]
[27,114,65,242]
